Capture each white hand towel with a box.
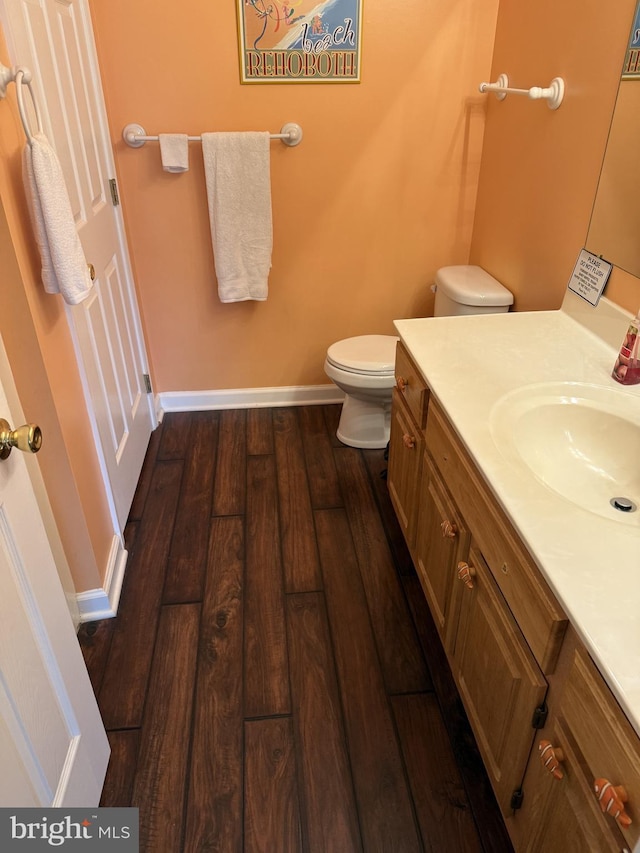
[159,133,189,173]
[22,133,92,305]
[201,132,272,303]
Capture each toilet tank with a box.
[434,265,513,317]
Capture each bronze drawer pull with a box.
[593,778,632,828]
[457,561,476,589]
[538,740,564,780]
[440,520,457,539]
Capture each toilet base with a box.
[336,394,392,449]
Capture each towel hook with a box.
[15,68,43,145]
[0,61,44,144]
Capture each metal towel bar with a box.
[479,74,565,110]
[122,121,303,148]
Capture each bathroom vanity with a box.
[388,294,640,853]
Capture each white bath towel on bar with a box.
[201,131,272,302]
[22,133,93,305]
[159,133,189,172]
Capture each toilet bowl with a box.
[324,335,398,449]
[324,266,514,449]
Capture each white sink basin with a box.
[490,382,640,524]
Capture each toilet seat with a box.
[326,335,398,375]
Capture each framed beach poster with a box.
[622,0,640,78]
[237,0,362,83]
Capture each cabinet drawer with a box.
[394,342,428,429]
[426,400,567,673]
[526,715,629,852]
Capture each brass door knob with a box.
[0,418,43,459]
[88,263,96,281]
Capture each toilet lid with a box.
[326,335,398,375]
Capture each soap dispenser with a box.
[612,309,640,385]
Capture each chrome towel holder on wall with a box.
[122,121,304,148]
[479,73,565,110]
[0,61,44,143]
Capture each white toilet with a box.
[324,265,514,449]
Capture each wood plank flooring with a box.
[79,405,514,853]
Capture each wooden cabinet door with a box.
[520,642,639,853]
[414,452,469,654]
[425,400,567,674]
[387,389,424,549]
[452,544,547,817]
[522,716,628,853]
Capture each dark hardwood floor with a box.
[78,405,514,853]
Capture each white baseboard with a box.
[157,383,344,415]
[76,535,128,622]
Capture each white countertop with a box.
[394,293,640,735]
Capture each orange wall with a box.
[0,31,114,593]
[471,0,640,313]
[89,0,500,392]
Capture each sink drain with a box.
[610,496,637,513]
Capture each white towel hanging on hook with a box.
[0,60,93,303]
[23,133,93,304]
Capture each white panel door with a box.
[0,335,109,806]
[0,0,156,530]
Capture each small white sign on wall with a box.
[567,249,612,306]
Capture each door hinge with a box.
[143,373,152,394]
[109,178,120,206]
[510,788,524,811]
[531,703,548,730]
